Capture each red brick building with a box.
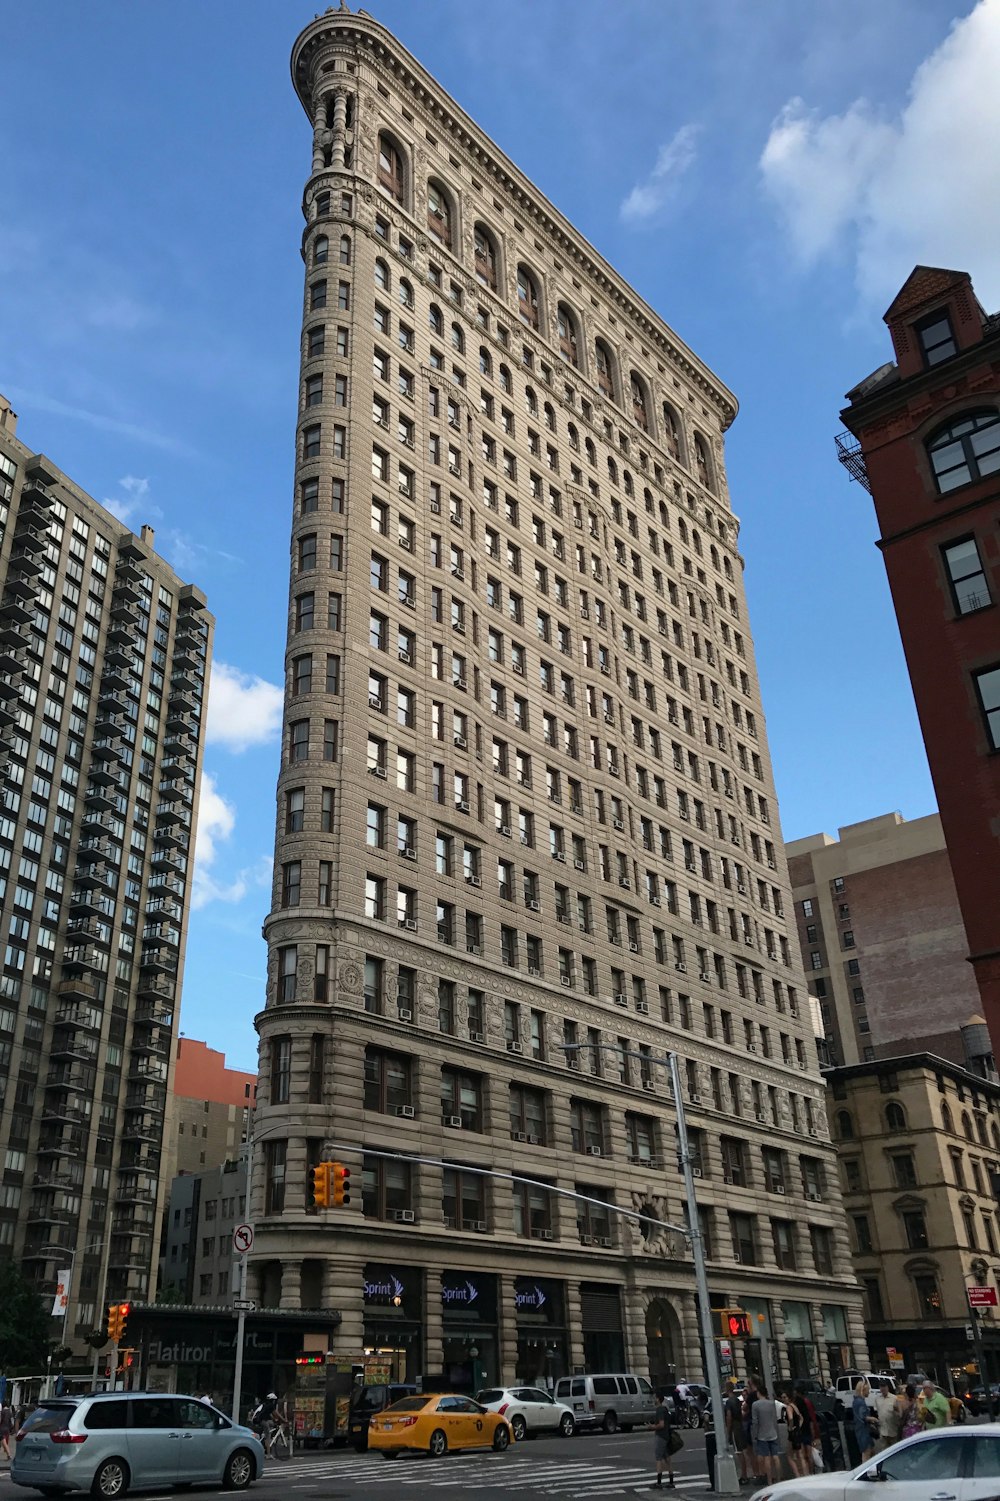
[839,266,1000,1054]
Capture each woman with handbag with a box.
[853,1379,876,1462]
[652,1389,679,1489]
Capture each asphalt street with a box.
[1,1429,718,1501]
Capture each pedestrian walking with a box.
[874,1380,900,1452]
[899,1382,921,1438]
[0,1400,14,1462]
[920,1380,952,1430]
[749,1381,780,1487]
[778,1386,806,1478]
[853,1380,875,1461]
[793,1383,821,1474]
[724,1380,753,1487]
[652,1388,676,1489]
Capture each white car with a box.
[750,1422,1000,1500]
[475,1385,576,1440]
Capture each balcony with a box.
[109,594,139,623]
[128,1057,168,1085]
[66,918,111,948]
[55,989,102,1018]
[150,846,184,875]
[122,1114,161,1143]
[40,1098,90,1127]
[135,975,175,1006]
[49,1028,99,1062]
[8,549,42,581]
[36,1132,87,1160]
[139,947,176,975]
[61,945,101,975]
[45,1067,91,1091]
[0,592,33,625]
[100,663,129,692]
[12,518,47,553]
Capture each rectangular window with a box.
[943,537,991,615]
[974,665,1000,750]
[917,311,956,367]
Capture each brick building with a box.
[787,812,987,1069]
[246,7,863,1391]
[839,267,1000,1058]
[169,1037,256,1179]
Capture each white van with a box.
[828,1372,895,1411]
[553,1373,657,1432]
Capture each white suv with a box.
[475,1386,575,1440]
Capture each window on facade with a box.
[363,1047,411,1114]
[517,266,540,330]
[903,1210,929,1250]
[443,1166,486,1231]
[943,537,991,615]
[557,304,579,367]
[927,410,1000,494]
[362,1155,411,1220]
[264,1138,286,1214]
[509,1083,547,1143]
[729,1211,756,1264]
[378,134,405,203]
[441,1067,482,1131]
[810,1224,834,1273]
[427,181,453,246]
[630,374,649,432]
[277,946,297,1002]
[913,1272,942,1318]
[771,1219,797,1270]
[474,225,498,290]
[513,1180,552,1240]
[270,1036,291,1105]
[595,340,615,401]
[570,1098,604,1154]
[917,311,957,367]
[974,665,1000,749]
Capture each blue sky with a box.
[2,0,997,1071]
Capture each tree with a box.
[0,1259,50,1373]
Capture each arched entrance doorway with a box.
[645,1299,680,1390]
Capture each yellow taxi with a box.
[367,1393,513,1459]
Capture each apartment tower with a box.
[0,401,212,1339]
[251,9,863,1389]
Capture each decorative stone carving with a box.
[339,961,362,993]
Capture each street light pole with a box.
[230,1120,285,1425]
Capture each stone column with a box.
[328,1254,366,1361]
[500,1273,520,1385]
[331,90,348,171]
[279,1258,302,1311]
[565,1279,585,1373]
[621,1279,647,1371]
[424,1267,443,1378]
[312,103,326,174]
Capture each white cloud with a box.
[191,771,271,910]
[102,474,154,526]
[206,661,283,753]
[620,124,701,224]
[760,0,1000,306]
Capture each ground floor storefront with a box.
[865,1321,1000,1390]
[247,1252,864,1394]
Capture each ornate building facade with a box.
[249,9,863,1390]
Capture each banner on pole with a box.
[52,1269,71,1318]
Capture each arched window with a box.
[885,1101,907,1133]
[338,235,351,266]
[710,545,720,571]
[568,423,579,452]
[479,346,492,377]
[662,403,681,461]
[544,402,556,433]
[398,278,413,310]
[499,364,512,395]
[451,323,464,353]
[976,1114,989,1147]
[378,133,406,205]
[595,339,616,401]
[623,470,634,497]
[941,1102,953,1133]
[374,258,390,292]
[429,304,443,337]
[630,373,650,432]
[474,224,499,291]
[962,1111,974,1141]
[313,235,329,265]
[585,438,596,466]
[557,303,580,367]
[694,433,713,491]
[607,458,618,487]
[835,1110,854,1140]
[927,410,1000,494]
[525,386,537,417]
[992,1122,1000,1152]
[427,180,453,248]
[517,265,540,331]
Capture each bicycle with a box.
[265,1420,291,1460]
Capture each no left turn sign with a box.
[233,1222,254,1255]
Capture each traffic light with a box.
[309,1161,332,1208]
[332,1162,351,1207]
[720,1309,752,1338]
[106,1302,129,1342]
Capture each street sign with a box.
[233,1298,256,1313]
[233,1223,254,1255]
[968,1287,998,1308]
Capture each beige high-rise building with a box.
[249,8,863,1391]
[0,398,212,1338]
[786,812,989,1071]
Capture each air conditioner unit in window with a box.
[454,734,467,748]
[614,992,628,1006]
[471,1219,488,1232]
[398,537,412,550]
[553,851,566,862]
[399,847,417,862]
[604,712,616,726]
[402,596,416,609]
[527,965,541,977]
[370,765,387,779]
[456,799,470,812]
[507,1041,523,1054]
[513,1130,528,1142]
[470,1030,486,1044]
[527,898,540,911]
[619,877,630,889]
[368,694,383,709]
[581,1234,594,1245]
[596,1236,613,1248]
[767,858,776,869]
[733,1251,742,1263]
[454,677,467,690]
[650,896,661,907]
[443,1115,462,1128]
[397,1008,413,1023]
[745,936,755,946]
[807,1190,822,1202]
[723,1174,734,1185]
[398,648,411,663]
[699,972,711,983]
[642,1081,656,1093]
[574,858,586,871]
[775,1185,785,1195]
[689,1094,702,1105]
[498,825,512,837]
[430,500,442,513]
[403,918,418,931]
[636,1001,649,1014]
[756,1112,767,1123]
[538,1229,554,1241]
[736,883,746,895]
[392,1209,416,1223]
[467,943,481,955]
[512,661,524,675]
[396,1104,415,1119]
[692,1166,703,1177]
[613,817,625,831]
[675,962,687,973]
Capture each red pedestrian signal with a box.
[332,1163,351,1207]
[726,1311,752,1338]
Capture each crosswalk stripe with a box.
[254,1452,707,1496]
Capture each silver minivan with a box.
[553,1373,657,1432]
[12,1392,265,1498]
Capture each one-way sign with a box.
[233,1298,256,1313]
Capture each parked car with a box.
[367,1394,511,1459]
[475,1386,575,1440]
[347,1383,417,1451]
[963,1381,1000,1415]
[749,1422,1000,1499]
[827,1372,895,1412]
[552,1373,657,1433]
[12,1392,264,1498]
